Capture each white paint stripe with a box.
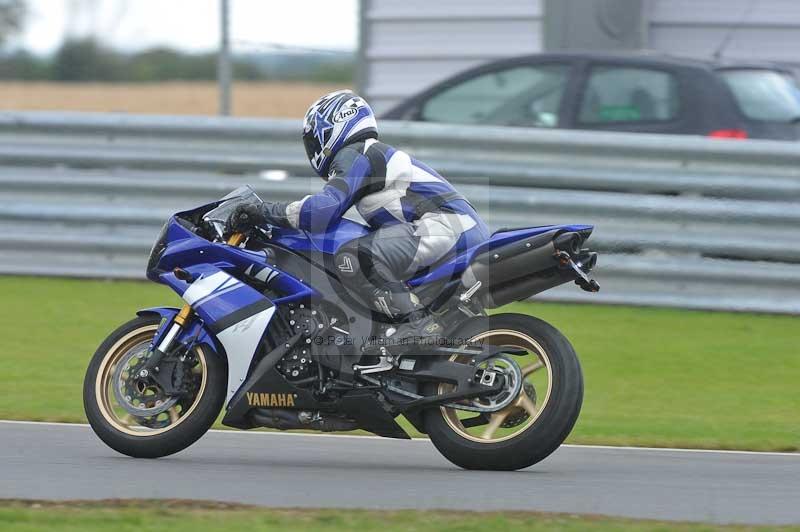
[218,277,239,291]
[193,283,242,307]
[558,443,800,457]
[0,420,91,428]
[0,420,797,458]
[182,272,229,305]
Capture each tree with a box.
[0,49,50,79]
[0,0,25,47]
[52,38,124,81]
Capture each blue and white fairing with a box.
[164,265,276,403]
[145,199,319,405]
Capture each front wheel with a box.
[424,313,583,470]
[83,315,227,458]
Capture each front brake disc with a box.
[111,344,179,417]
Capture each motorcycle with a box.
[83,186,599,470]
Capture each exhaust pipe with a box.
[554,232,581,255]
[461,230,591,308]
[461,230,558,289]
[482,268,567,308]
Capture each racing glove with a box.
[227,202,290,233]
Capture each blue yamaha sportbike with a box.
[84,186,598,470]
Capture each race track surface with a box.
[1,421,798,525]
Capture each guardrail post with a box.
[218,0,232,116]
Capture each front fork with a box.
[142,232,245,376]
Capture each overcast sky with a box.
[14,0,358,54]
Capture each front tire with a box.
[424,313,583,470]
[83,315,227,458]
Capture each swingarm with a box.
[361,344,526,414]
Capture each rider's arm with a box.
[282,144,382,232]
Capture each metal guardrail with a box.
[0,111,798,314]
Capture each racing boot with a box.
[374,282,444,351]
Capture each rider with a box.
[228,90,489,347]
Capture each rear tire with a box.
[83,315,227,458]
[424,313,583,470]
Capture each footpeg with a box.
[353,357,393,374]
[459,280,482,303]
[353,349,395,375]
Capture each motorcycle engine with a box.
[277,348,315,380]
[275,304,324,382]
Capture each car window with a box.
[579,66,679,124]
[718,69,800,122]
[419,64,570,128]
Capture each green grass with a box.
[0,276,797,451]
[500,301,800,452]
[0,501,795,532]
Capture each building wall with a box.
[358,0,544,114]
[648,0,800,67]
[544,0,647,51]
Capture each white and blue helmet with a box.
[302,90,378,178]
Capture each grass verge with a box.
[0,276,797,451]
[0,500,795,532]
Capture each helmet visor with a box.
[303,128,324,173]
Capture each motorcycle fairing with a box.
[151,217,320,305]
[221,336,411,438]
[147,216,377,403]
[221,336,321,429]
[160,264,276,404]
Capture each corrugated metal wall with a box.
[648,0,800,67]
[358,0,544,114]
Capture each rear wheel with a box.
[424,313,583,470]
[83,315,226,458]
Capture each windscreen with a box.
[202,186,264,236]
[719,69,800,122]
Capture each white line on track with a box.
[2,419,798,458]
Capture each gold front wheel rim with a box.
[439,329,553,444]
[94,324,208,437]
